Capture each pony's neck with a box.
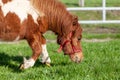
[47,15,73,36]
[48,24,72,37]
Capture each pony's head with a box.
[57,16,83,63]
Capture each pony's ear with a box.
[72,15,78,26]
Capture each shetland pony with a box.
[0,0,83,69]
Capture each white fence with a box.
[67,0,120,24]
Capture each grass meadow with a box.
[0,0,120,80]
[0,40,120,80]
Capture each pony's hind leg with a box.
[40,44,51,66]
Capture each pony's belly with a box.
[0,33,20,42]
[0,24,20,41]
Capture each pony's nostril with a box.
[75,56,80,63]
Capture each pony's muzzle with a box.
[69,52,83,63]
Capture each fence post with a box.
[102,0,106,22]
[79,0,84,7]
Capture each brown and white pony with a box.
[0,0,83,69]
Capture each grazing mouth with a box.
[69,52,83,63]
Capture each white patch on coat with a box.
[40,44,51,63]
[1,0,44,23]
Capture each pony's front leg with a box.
[40,44,51,66]
[39,36,51,66]
[20,34,42,69]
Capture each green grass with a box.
[0,40,120,80]
[83,33,120,39]
[43,32,57,40]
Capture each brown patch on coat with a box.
[2,0,12,4]
[0,12,21,41]
[0,7,4,22]
[37,16,48,33]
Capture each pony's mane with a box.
[30,0,74,36]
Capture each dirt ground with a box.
[83,27,120,34]
[82,27,120,42]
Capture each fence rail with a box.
[67,0,120,24]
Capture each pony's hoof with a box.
[19,57,35,70]
[19,63,24,70]
[45,62,51,67]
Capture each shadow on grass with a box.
[0,52,24,72]
[0,52,72,72]
[35,59,72,68]
[0,53,51,72]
